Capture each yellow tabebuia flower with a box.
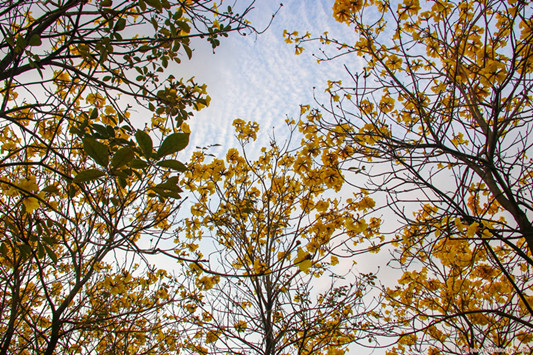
[86,92,105,108]
[330,255,339,266]
[234,320,247,332]
[386,54,403,70]
[466,222,479,237]
[379,95,395,113]
[253,259,268,274]
[205,330,218,344]
[18,176,39,192]
[345,217,367,234]
[333,0,363,23]
[294,247,312,272]
[197,275,220,290]
[23,197,40,213]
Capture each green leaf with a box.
[151,17,159,30]
[153,177,181,190]
[28,34,42,46]
[156,176,180,189]
[111,147,135,168]
[42,236,55,246]
[184,45,192,59]
[15,36,26,52]
[90,108,99,120]
[83,137,109,167]
[135,130,153,158]
[91,123,111,138]
[29,233,39,243]
[19,244,32,259]
[0,243,8,257]
[177,21,191,34]
[99,45,108,63]
[145,0,162,10]
[37,243,45,259]
[36,223,43,235]
[156,159,187,172]
[138,0,146,11]
[73,169,105,183]
[106,125,116,137]
[130,159,149,169]
[5,32,14,46]
[118,176,127,188]
[112,169,128,178]
[151,176,182,198]
[157,133,189,158]
[44,244,58,263]
[41,185,59,194]
[115,18,126,31]
[70,126,81,137]
[68,185,78,198]
[151,187,181,199]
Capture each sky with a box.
[179,0,359,157]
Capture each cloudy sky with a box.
[180,0,359,156]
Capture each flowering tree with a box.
[287,0,533,353]
[175,119,376,355]
[0,0,257,353]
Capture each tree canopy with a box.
[176,119,374,355]
[2,0,533,354]
[288,0,533,352]
[0,0,256,353]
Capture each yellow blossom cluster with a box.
[178,119,376,353]
[332,0,363,23]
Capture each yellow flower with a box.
[356,196,375,211]
[379,95,395,113]
[466,222,479,237]
[104,105,115,115]
[315,200,330,212]
[330,255,339,266]
[234,320,247,332]
[253,259,268,274]
[86,92,105,108]
[23,197,40,213]
[454,217,465,232]
[18,176,39,192]
[386,54,403,70]
[181,122,191,133]
[300,104,310,115]
[294,247,313,272]
[398,0,420,17]
[332,0,363,23]
[197,275,220,290]
[205,331,218,344]
[345,217,367,234]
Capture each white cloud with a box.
[175,0,360,158]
